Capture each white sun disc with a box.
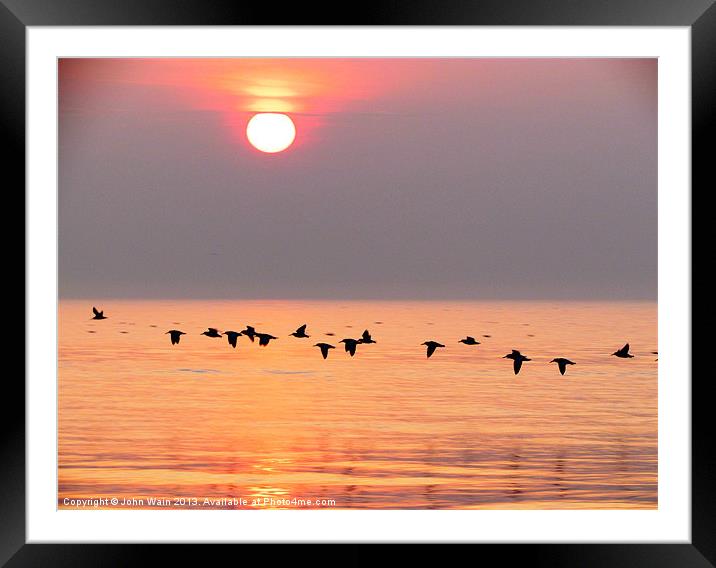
[246,113,296,153]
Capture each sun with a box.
[246,113,296,153]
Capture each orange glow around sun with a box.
[57,59,460,154]
[246,113,296,153]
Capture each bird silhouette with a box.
[503,350,531,374]
[166,330,185,345]
[612,343,634,358]
[92,307,107,320]
[458,336,480,345]
[422,341,445,358]
[240,326,257,342]
[340,338,360,357]
[202,328,222,338]
[550,358,575,375]
[291,324,310,338]
[224,330,241,348]
[358,329,376,344]
[314,343,335,359]
[256,333,277,347]
[652,350,658,361]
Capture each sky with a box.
[58,58,657,300]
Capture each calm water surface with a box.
[58,300,657,509]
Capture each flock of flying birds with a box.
[90,306,656,376]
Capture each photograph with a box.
[57,56,658,511]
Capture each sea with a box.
[58,299,657,509]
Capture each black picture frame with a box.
[7,0,706,565]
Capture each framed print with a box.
[8,0,708,564]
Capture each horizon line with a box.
[58,295,658,303]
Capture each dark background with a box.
[7,0,708,565]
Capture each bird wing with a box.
[558,361,566,375]
[348,343,356,356]
[467,336,475,342]
[319,345,329,359]
[297,324,307,334]
[623,343,630,354]
[426,343,437,358]
[514,358,523,374]
[228,335,237,347]
[92,307,101,316]
[362,330,371,341]
[259,336,268,346]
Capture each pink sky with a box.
[59,58,657,299]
